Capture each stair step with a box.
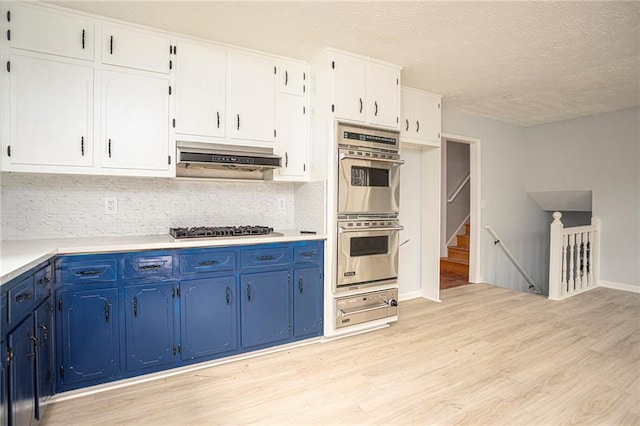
[456,234,470,248]
[464,223,470,236]
[447,245,469,261]
[440,257,469,275]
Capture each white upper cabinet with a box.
[7,3,94,61]
[327,50,400,129]
[330,52,367,124]
[102,24,171,74]
[275,95,307,181]
[7,55,93,168]
[101,70,170,172]
[227,52,276,144]
[174,40,226,139]
[278,60,307,97]
[400,87,442,147]
[367,63,400,128]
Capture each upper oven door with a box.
[338,150,402,214]
[337,225,401,289]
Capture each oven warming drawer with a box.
[335,288,398,328]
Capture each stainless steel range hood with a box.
[176,142,281,180]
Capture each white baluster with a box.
[561,234,568,295]
[580,232,587,289]
[568,233,576,292]
[587,230,594,287]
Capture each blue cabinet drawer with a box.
[293,243,323,265]
[59,257,118,284]
[34,264,53,301]
[124,254,173,279]
[240,246,290,269]
[7,276,36,325]
[179,250,236,275]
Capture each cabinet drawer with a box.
[59,258,118,285]
[34,264,53,301]
[180,250,236,275]
[124,254,173,279]
[240,246,290,269]
[7,276,36,325]
[293,243,323,265]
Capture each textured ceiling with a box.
[53,1,640,127]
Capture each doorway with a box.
[440,133,481,290]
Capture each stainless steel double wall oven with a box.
[335,123,403,327]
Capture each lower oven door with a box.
[337,224,401,290]
[336,288,398,328]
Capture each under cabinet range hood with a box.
[176,142,281,180]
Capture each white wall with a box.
[0,172,299,240]
[524,107,640,288]
[442,108,550,294]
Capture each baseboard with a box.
[399,290,424,301]
[599,280,640,293]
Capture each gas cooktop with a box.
[169,225,279,240]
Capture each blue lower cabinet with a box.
[180,276,237,361]
[58,289,119,387]
[34,301,54,421]
[293,267,324,337]
[1,341,6,426]
[7,315,36,426]
[240,270,291,349]
[125,283,176,372]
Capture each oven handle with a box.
[338,225,404,233]
[339,301,390,317]
[339,153,405,166]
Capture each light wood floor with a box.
[42,284,640,425]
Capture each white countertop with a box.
[1,231,326,285]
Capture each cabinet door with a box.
[7,315,36,426]
[125,283,175,372]
[101,70,170,172]
[400,87,413,141]
[175,41,226,138]
[240,270,290,349]
[8,3,94,61]
[227,52,276,144]
[9,55,93,167]
[102,24,171,74]
[367,63,400,129]
[1,341,6,426]
[58,289,119,386]
[275,95,307,180]
[34,300,54,421]
[330,53,367,123]
[293,267,323,337]
[278,61,306,96]
[411,91,441,143]
[180,276,237,360]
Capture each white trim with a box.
[421,293,442,303]
[599,280,640,293]
[441,132,482,284]
[548,284,599,301]
[399,290,425,301]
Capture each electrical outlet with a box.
[277,198,286,211]
[104,197,118,215]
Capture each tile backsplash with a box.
[0,173,312,240]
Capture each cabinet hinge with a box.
[7,146,10,157]
[6,10,10,22]
[58,299,62,311]
[6,347,13,364]
[168,155,171,165]
[172,118,176,128]
[331,104,335,113]
[6,61,10,72]
[6,29,10,41]
[59,365,64,378]
[169,60,172,70]
[331,61,335,69]
[169,86,172,95]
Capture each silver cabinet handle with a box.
[339,153,404,166]
[338,225,404,234]
[340,301,390,317]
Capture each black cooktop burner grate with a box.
[169,225,274,239]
